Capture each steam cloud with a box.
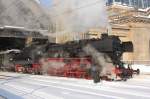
[40,58,65,75]
[83,44,114,76]
[50,0,108,33]
[0,0,51,29]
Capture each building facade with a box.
[106,0,150,65]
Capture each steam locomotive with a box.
[11,34,139,82]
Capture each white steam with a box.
[0,0,51,29]
[40,58,65,74]
[83,44,114,76]
[50,0,108,33]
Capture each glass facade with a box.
[106,0,150,9]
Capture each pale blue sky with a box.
[40,0,52,7]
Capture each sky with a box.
[39,0,52,7]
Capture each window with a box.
[106,0,113,5]
[148,0,150,7]
[115,0,121,2]
[121,0,130,5]
[130,0,143,8]
[138,0,143,8]
[134,0,138,7]
[130,0,135,6]
[143,0,148,8]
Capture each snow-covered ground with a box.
[131,64,150,74]
[0,72,150,99]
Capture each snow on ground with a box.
[131,64,150,74]
[0,72,150,99]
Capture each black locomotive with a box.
[10,34,138,82]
